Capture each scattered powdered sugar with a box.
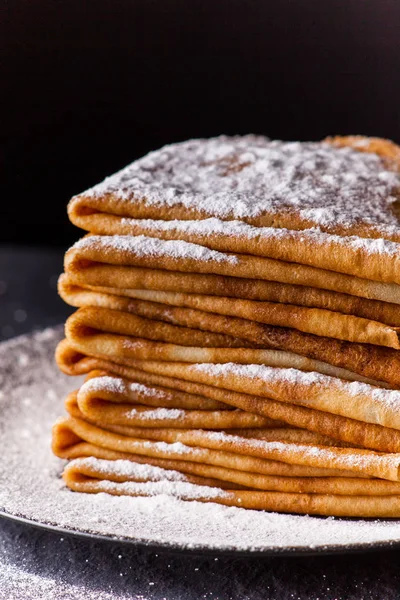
[3,328,400,554]
[126,407,185,421]
[120,216,400,258]
[72,235,238,264]
[74,135,400,234]
[0,564,119,600]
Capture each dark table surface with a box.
[1,245,400,600]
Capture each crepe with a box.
[60,349,400,433]
[68,135,400,241]
[53,417,364,479]
[63,457,400,517]
[54,416,370,480]
[114,361,400,433]
[68,217,400,285]
[63,455,400,496]
[68,391,355,449]
[59,284,400,349]
[67,305,256,349]
[52,417,372,478]
[59,272,400,328]
[64,457,390,495]
[61,322,388,388]
[52,415,400,481]
[66,385,279,430]
[64,235,400,304]
[78,370,231,410]
[62,307,400,387]
[59,367,400,453]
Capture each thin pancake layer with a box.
[59,284,400,348]
[66,305,256,349]
[98,360,400,433]
[70,216,400,285]
[65,456,400,496]
[59,270,400,327]
[52,416,400,480]
[63,307,400,388]
[57,355,400,453]
[53,417,362,478]
[65,235,400,304]
[67,384,279,430]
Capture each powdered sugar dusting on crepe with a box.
[120,217,400,258]
[74,135,400,233]
[70,457,188,483]
[73,456,190,480]
[81,376,168,400]
[192,362,400,409]
[81,375,127,395]
[126,407,185,421]
[88,479,229,500]
[72,235,238,264]
[69,458,229,500]
[183,430,400,476]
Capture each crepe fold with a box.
[64,235,400,304]
[66,384,281,430]
[60,270,400,328]
[114,361,400,432]
[59,279,400,349]
[68,372,400,450]
[62,306,400,387]
[55,349,400,453]
[55,416,370,479]
[52,412,400,482]
[68,392,355,450]
[63,459,400,518]
[68,216,400,285]
[63,456,400,517]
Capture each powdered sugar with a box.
[192,363,400,427]
[119,217,400,258]
[186,430,400,477]
[81,376,127,395]
[80,476,229,501]
[72,457,188,482]
[72,235,238,264]
[126,407,185,421]
[140,440,194,456]
[3,328,400,554]
[74,136,400,234]
[193,362,400,403]
[81,376,167,400]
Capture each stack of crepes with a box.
[52,134,400,517]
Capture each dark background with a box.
[2,0,400,248]
[2,4,400,594]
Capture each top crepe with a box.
[68,135,400,240]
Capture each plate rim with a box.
[2,508,400,558]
